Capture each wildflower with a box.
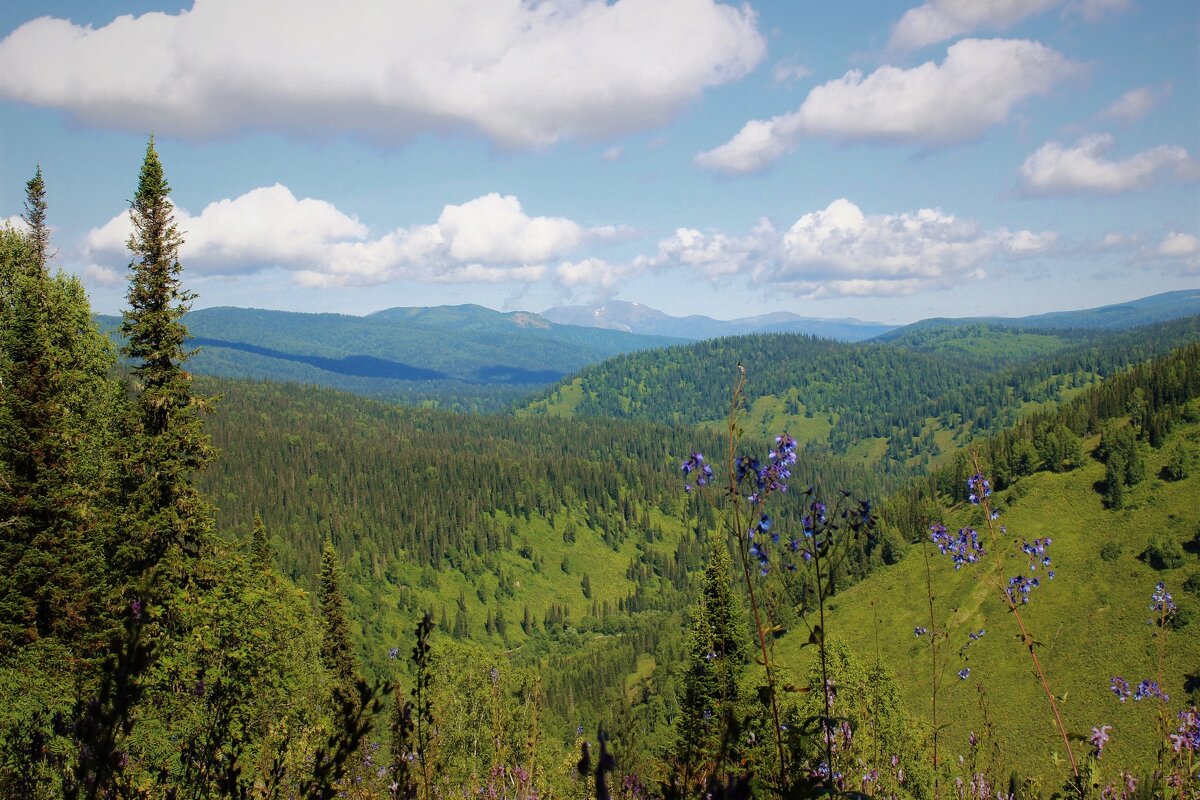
[130,599,143,620]
[681,452,713,492]
[1090,725,1112,759]
[968,628,985,642]
[1133,679,1168,702]
[388,647,399,660]
[1151,581,1177,619]
[1006,574,1041,604]
[958,667,971,680]
[968,474,991,504]
[1110,676,1131,702]
[914,626,928,637]
[930,523,984,570]
[1169,707,1198,753]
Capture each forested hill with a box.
[875,288,1200,336]
[522,316,1200,473]
[95,304,682,413]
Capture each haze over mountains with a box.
[95,290,1199,414]
[540,299,895,341]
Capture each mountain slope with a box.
[876,289,1200,340]
[542,299,894,341]
[778,409,1200,779]
[522,317,1200,473]
[97,304,682,412]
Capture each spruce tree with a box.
[118,136,215,588]
[671,536,750,787]
[0,172,113,655]
[250,512,271,572]
[319,540,358,688]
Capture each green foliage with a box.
[118,137,217,590]
[525,318,1200,474]
[1162,445,1190,481]
[1099,540,1123,562]
[1140,534,1186,570]
[320,540,359,690]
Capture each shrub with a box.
[1140,534,1186,570]
[1099,540,1123,562]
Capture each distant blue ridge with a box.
[191,337,449,381]
[192,337,565,385]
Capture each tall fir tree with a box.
[671,535,751,788]
[249,512,271,573]
[319,540,358,690]
[118,137,216,590]
[0,171,114,656]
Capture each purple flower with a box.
[958,667,971,680]
[1170,707,1198,753]
[130,599,143,620]
[681,452,713,492]
[1111,676,1131,702]
[1133,679,1168,702]
[1151,581,1177,620]
[1090,725,1112,759]
[388,647,399,660]
[930,523,984,570]
[914,626,928,637]
[967,474,991,504]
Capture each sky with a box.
[0,0,1196,325]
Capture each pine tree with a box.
[319,540,358,688]
[671,535,750,787]
[0,172,114,655]
[118,137,216,590]
[250,512,271,572]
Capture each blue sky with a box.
[0,0,1196,324]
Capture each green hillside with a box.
[96,304,682,412]
[197,376,889,748]
[776,409,1200,783]
[523,317,1200,476]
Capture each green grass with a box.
[770,419,1200,782]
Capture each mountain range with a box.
[541,299,895,340]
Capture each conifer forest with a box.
[2,136,1198,799]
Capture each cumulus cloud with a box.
[1101,84,1172,123]
[1157,232,1199,260]
[648,199,1054,298]
[887,0,1129,51]
[697,39,1078,174]
[0,0,764,149]
[888,0,1057,51]
[2,215,28,232]
[82,186,616,288]
[1019,134,1200,195]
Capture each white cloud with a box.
[2,215,28,232]
[697,39,1078,174]
[1157,232,1199,259]
[82,263,124,287]
[772,58,812,84]
[649,199,1054,298]
[1123,231,1200,274]
[1019,134,1200,195]
[887,0,1129,50]
[601,146,623,163]
[1066,0,1131,23]
[1101,84,1172,123]
[0,0,764,149]
[888,0,1057,51]
[81,186,617,288]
